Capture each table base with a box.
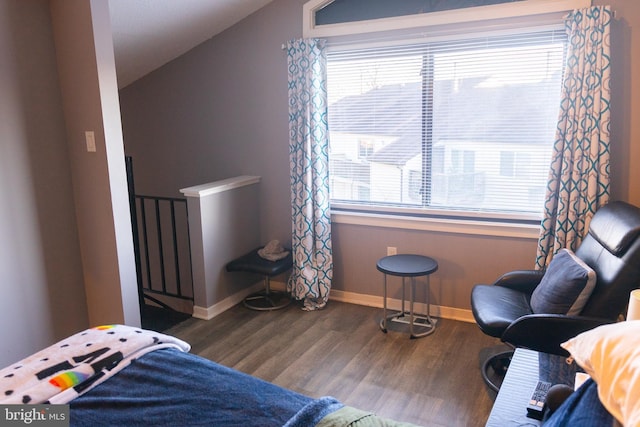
[379,311,437,339]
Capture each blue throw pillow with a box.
[530,249,596,315]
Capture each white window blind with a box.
[327,29,566,218]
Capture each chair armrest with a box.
[492,270,545,294]
[501,314,614,356]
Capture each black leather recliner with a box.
[471,201,640,391]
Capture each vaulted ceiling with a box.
[108,0,273,88]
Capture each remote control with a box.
[526,380,552,420]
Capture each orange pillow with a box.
[562,321,640,426]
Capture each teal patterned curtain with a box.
[285,39,333,311]
[536,6,612,269]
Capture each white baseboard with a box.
[192,281,263,320]
[328,289,475,323]
[192,280,475,323]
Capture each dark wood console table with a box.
[485,349,576,426]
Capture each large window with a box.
[327,29,566,217]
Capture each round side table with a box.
[377,254,438,339]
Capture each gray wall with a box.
[0,0,145,367]
[184,180,261,311]
[119,0,298,245]
[50,0,140,328]
[119,0,640,313]
[0,0,88,366]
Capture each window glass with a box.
[315,0,525,25]
[327,30,565,216]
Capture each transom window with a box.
[327,29,566,217]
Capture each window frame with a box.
[308,0,590,235]
[303,0,591,38]
[327,28,566,221]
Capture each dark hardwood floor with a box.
[140,304,192,332]
[165,300,505,427]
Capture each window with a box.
[500,151,533,178]
[500,151,516,177]
[358,139,374,158]
[314,0,524,26]
[303,0,590,38]
[327,29,565,217]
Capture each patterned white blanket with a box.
[0,325,190,405]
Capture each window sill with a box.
[331,210,540,239]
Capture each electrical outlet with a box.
[387,246,397,256]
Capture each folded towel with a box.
[258,240,289,262]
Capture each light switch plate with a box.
[85,131,96,152]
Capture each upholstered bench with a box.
[226,247,293,311]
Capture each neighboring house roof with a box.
[329,82,420,136]
[329,75,561,166]
[370,133,421,166]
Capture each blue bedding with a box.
[543,378,614,427]
[70,348,343,426]
[1,326,414,426]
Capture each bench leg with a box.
[243,276,291,311]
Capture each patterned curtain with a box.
[535,6,612,269]
[285,39,333,311]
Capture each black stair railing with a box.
[125,157,194,310]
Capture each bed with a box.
[0,325,418,426]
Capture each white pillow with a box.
[561,321,640,426]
